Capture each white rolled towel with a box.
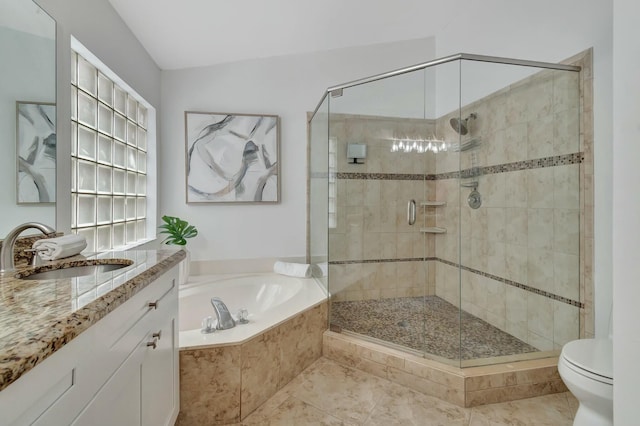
[32,234,87,261]
[273,261,312,278]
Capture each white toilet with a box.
[558,338,613,425]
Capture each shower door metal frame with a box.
[309,53,580,123]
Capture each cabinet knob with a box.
[148,301,159,309]
[152,330,161,340]
[146,340,157,349]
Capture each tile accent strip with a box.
[436,257,583,308]
[336,172,426,181]
[321,152,584,181]
[329,257,432,264]
[328,257,583,308]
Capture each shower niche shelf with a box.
[420,201,446,207]
[420,227,446,234]
[451,137,482,152]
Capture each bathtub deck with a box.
[331,296,537,360]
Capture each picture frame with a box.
[185,111,280,204]
[16,101,56,204]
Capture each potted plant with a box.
[159,215,198,284]
[159,215,198,245]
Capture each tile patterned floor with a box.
[237,357,577,425]
[331,296,538,360]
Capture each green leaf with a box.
[158,215,198,246]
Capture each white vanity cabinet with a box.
[0,265,179,426]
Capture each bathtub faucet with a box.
[210,297,236,330]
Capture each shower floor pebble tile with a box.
[331,296,537,360]
[239,358,576,425]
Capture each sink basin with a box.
[17,259,133,280]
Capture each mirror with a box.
[0,0,56,236]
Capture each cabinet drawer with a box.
[86,273,176,383]
[101,272,176,349]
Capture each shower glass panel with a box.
[458,61,581,366]
[309,53,581,369]
[308,96,329,292]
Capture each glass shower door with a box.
[325,67,437,359]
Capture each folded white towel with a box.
[273,261,312,278]
[32,234,87,261]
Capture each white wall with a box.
[160,38,435,261]
[35,0,161,237]
[612,0,640,422]
[435,0,613,338]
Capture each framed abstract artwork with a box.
[16,101,56,204]
[185,111,280,203]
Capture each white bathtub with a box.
[179,273,328,349]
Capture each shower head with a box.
[450,117,468,135]
[449,113,477,136]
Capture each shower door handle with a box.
[407,199,416,226]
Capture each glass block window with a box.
[71,51,148,251]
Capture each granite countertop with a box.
[0,248,185,392]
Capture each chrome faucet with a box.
[210,297,236,330]
[1,222,56,274]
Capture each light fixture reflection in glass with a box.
[390,137,447,154]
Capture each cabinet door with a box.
[71,337,146,426]
[141,299,178,426]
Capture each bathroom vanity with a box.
[0,249,185,426]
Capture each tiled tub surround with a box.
[0,248,186,391]
[177,301,328,425]
[328,51,593,358]
[324,331,567,408]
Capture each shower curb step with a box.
[323,330,566,408]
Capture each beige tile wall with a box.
[177,302,328,425]
[328,114,437,301]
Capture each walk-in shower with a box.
[308,53,585,369]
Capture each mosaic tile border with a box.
[329,257,433,264]
[335,172,426,181]
[437,258,583,308]
[318,152,583,181]
[328,257,582,308]
[439,152,584,181]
